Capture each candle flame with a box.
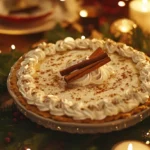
[128,143,133,150]
[26,148,31,150]
[142,0,148,12]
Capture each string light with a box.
[79,10,88,17]
[11,44,16,50]
[145,141,150,145]
[81,35,85,39]
[118,1,126,7]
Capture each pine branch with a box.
[44,24,82,43]
[0,51,22,94]
[131,27,150,56]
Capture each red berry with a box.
[4,137,11,143]
[36,124,41,129]
[7,132,12,137]
[13,111,20,117]
[20,115,25,120]
[13,118,17,123]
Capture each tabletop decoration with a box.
[110,18,137,45]
[0,49,22,94]
[44,23,82,43]
[129,0,150,33]
[0,109,149,149]
[112,140,150,150]
[131,26,150,56]
[0,0,53,23]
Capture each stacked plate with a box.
[0,0,55,34]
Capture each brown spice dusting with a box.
[40,71,45,74]
[76,98,81,101]
[112,99,119,105]
[121,88,124,91]
[121,73,127,79]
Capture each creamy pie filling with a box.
[17,38,150,120]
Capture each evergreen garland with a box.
[132,27,150,56]
[0,50,22,94]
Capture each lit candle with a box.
[112,140,150,150]
[129,0,150,33]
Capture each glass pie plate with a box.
[7,62,150,134]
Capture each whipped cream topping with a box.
[17,38,150,120]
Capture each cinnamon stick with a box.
[64,56,110,83]
[60,47,111,83]
[89,47,104,58]
[60,48,106,76]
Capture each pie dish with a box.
[0,0,53,22]
[7,38,150,133]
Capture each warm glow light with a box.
[119,26,129,32]
[146,140,150,145]
[112,141,150,150]
[128,143,133,150]
[26,148,31,150]
[11,44,16,50]
[81,35,85,39]
[60,0,65,1]
[143,0,148,5]
[79,10,88,17]
[118,1,126,7]
[142,0,148,12]
[118,20,133,33]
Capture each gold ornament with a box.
[110,18,137,44]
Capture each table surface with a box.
[0,29,150,150]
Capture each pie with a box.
[8,37,150,123]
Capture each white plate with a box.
[0,0,53,22]
[0,15,56,35]
[0,0,56,35]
